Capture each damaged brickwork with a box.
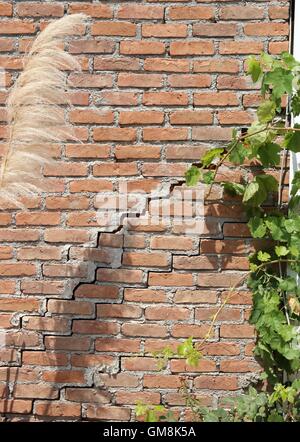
[0,0,291,421]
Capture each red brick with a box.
[144,58,189,72]
[92,22,136,36]
[75,285,119,300]
[220,6,264,20]
[69,40,115,54]
[45,337,91,352]
[194,375,239,390]
[122,357,159,371]
[116,391,160,405]
[97,304,142,319]
[44,229,90,243]
[195,307,241,321]
[44,162,88,177]
[143,91,188,106]
[269,41,289,55]
[220,324,255,338]
[170,359,216,373]
[174,290,217,304]
[118,73,163,88]
[244,23,289,36]
[194,91,238,107]
[219,41,264,55]
[0,20,36,34]
[193,23,237,36]
[95,338,141,353]
[69,73,113,88]
[97,268,143,284]
[269,6,289,20]
[198,272,247,288]
[0,263,36,276]
[0,400,32,414]
[72,320,119,335]
[124,289,167,303]
[120,41,165,55]
[16,2,64,17]
[14,384,58,399]
[142,24,187,38]
[220,360,260,373]
[168,74,211,88]
[115,145,161,159]
[16,212,61,226]
[23,316,69,333]
[169,6,214,20]
[69,3,112,18]
[148,272,193,287]
[117,5,163,20]
[0,2,12,16]
[65,388,110,403]
[143,128,188,141]
[71,354,115,368]
[172,324,211,338]
[123,251,169,267]
[145,306,190,321]
[170,41,214,56]
[94,57,140,71]
[170,111,212,125]
[93,162,138,176]
[194,59,239,73]
[86,406,131,421]
[23,352,68,367]
[122,323,167,338]
[193,126,232,141]
[144,375,181,389]
[35,401,81,417]
[93,128,136,142]
[218,110,253,125]
[69,179,113,193]
[173,255,218,270]
[95,91,138,106]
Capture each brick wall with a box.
[0,1,290,421]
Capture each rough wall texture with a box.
[0,0,290,421]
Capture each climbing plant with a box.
[137,52,300,422]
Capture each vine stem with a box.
[196,259,300,351]
[206,125,270,197]
[206,124,300,198]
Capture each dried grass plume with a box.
[0,13,87,207]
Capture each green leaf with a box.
[222,182,245,196]
[278,277,297,292]
[229,142,248,165]
[284,124,300,152]
[201,148,224,167]
[257,100,276,124]
[203,171,214,185]
[275,245,289,257]
[243,175,277,207]
[265,216,287,241]
[243,182,260,204]
[291,92,300,117]
[263,67,293,101]
[257,251,271,262]
[281,51,298,69]
[248,216,267,238]
[185,166,201,187]
[257,142,281,167]
[260,52,274,69]
[256,174,278,193]
[247,121,269,149]
[290,170,300,196]
[247,56,262,83]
